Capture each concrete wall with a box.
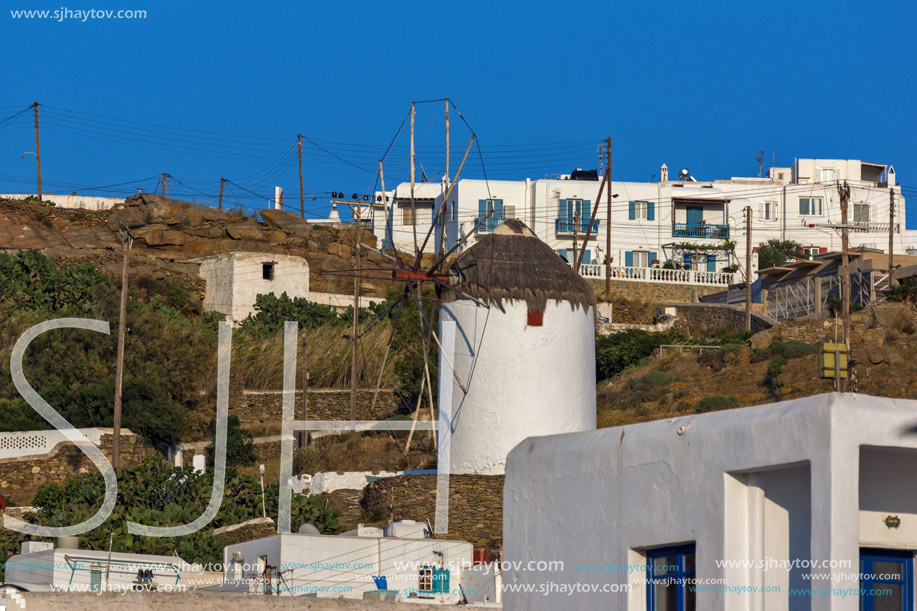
[504,394,917,611]
[589,278,726,302]
[441,299,596,475]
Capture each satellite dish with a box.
[298,523,320,535]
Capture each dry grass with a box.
[231,321,399,390]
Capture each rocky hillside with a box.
[597,303,917,427]
[0,195,395,297]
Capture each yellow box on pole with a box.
[819,342,848,379]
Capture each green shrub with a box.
[0,398,47,432]
[595,330,687,381]
[293,445,324,475]
[38,378,187,447]
[780,340,817,359]
[640,370,677,386]
[767,356,788,378]
[0,456,344,580]
[696,395,738,413]
[207,416,256,468]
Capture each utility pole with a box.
[889,187,896,286]
[351,201,362,421]
[410,103,417,257]
[572,209,579,267]
[112,226,133,470]
[32,101,42,201]
[301,327,309,445]
[297,134,305,218]
[745,206,752,332]
[218,177,224,210]
[839,181,851,353]
[160,173,167,197]
[442,99,449,256]
[604,136,612,297]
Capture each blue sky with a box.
[2,0,915,223]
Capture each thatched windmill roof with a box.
[443,219,596,312]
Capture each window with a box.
[799,197,823,216]
[504,204,517,220]
[478,198,504,231]
[854,203,870,224]
[818,168,836,183]
[647,545,696,611]
[761,201,777,221]
[629,200,655,221]
[633,251,649,268]
[262,262,275,281]
[402,206,415,226]
[860,549,913,611]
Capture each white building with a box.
[439,220,596,475]
[221,523,474,602]
[4,542,213,592]
[0,193,123,210]
[196,252,310,324]
[372,159,905,288]
[504,393,917,611]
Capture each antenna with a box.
[754,150,764,177]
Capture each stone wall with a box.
[0,431,155,505]
[668,303,776,336]
[588,279,724,303]
[362,474,503,548]
[235,389,409,427]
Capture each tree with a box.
[757,239,801,269]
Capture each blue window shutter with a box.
[559,199,568,219]
[628,201,636,220]
[478,199,486,219]
[583,250,591,264]
[647,201,655,221]
[625,251,634,267]
[494,199,503,221]
[707,256,717,272]
[582,200,590,221]
[649,251,658,265]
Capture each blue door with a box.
[686,206,703,226]
[706,256,717,273]
[861,549,913,611]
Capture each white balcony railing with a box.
[576,263,738,286]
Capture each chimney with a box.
[274,186,284,210]
[660,163,669,182]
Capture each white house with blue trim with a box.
[504,393,917,611]
[371,159,905,288]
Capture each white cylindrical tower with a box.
[439,220,596,475]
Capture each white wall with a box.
[198,253,309,324]
[440,298,596,475]
[0,194,123,210]
[503,394,917,611]
[223,533,472,601]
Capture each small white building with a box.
[372,159,906,288]
[0,193,124,211]
[504,393,917,610]
[4,542,211,593]
[439,220,596,475]
[196,252,309,324]
[221,523,474,603]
